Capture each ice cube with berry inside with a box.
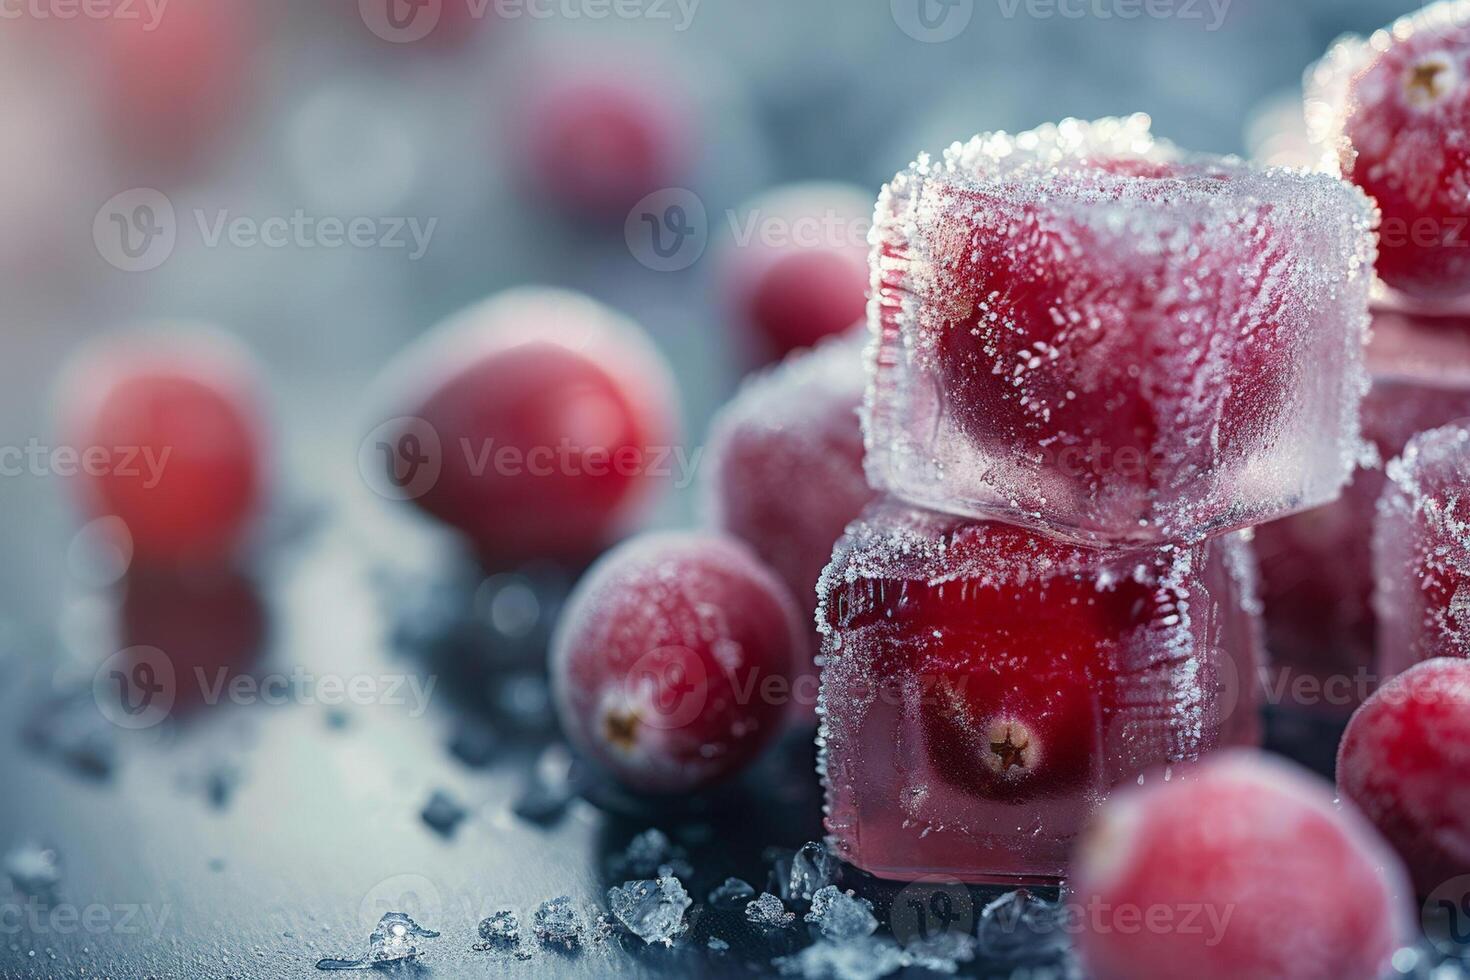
[816,498,1263,885]
[1375,422,1470,679]
[1254,304,1470,710]
[865,115,1377,545]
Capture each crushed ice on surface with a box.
[804,886,876,941]
[775,935,907,980]
[420,790,467,837]
[708,936,730,952]
[707,877,757,911]
[533,896,585,949]
[512,744,577,825]
[902,930,979,973]
[606,874,692,946]
[315,912,440,971]
[612,828,692,881]
[474,909,531,959]
[746,892,796,929]
[4,842,61,899]
[976,889,1069,962]
[447,720,498,769]
[785,841,839,902]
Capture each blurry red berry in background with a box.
[720,183,871,361]
[516,65,694,219]
[702,327,875,701]
[56,328,268,568]
[550,532,803,794]
[121,565,268,716]
[1311,2,1470,299]
[378,288,678,566]
[1073,751,1412,980]
[1338,658,1470,896]
[93,1,257,175]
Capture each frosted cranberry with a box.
[380,289,678,565]
[549,532,803,794]
[1074,751,1413,980]
[1375,422,1470,678]
[1310,2,1470,299]
[518,66,692,218]
[56,330,267,568]
[818,500,1262,884]
[703,328,876,699]
[868,116,1376,544]
[1338,658,1470,895]
[1254,305,1470,710]
[94,2,256,173]
[720,184,872,361]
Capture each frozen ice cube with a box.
[477,909,520,948]
[775,935,907,980]
[975,889,1069,962]
[867,115,1376,545]
[613,828,691,880]
[805,886,877,941]
[316,912,440,970]
[448,720,498,769]
[1376,423,1470,678]
[817,499,1264,883]
[533,896,585,949]
[708,877,757,911]
[4,842,61,899]
[420,790,466,837]
[786,841,839,901]
[607,874,692,946]
[746,892,796,929]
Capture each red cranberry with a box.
[818,500,1262,884]
[550,532,803,794]
[1339,658,1470,895]
[1074,751,1413,980]
[703,328,876,695]
[720,184,872,361]
[1310,2,1470,299]
[380,288,678,565]
[517,60,692,218]
[56,329,267,568]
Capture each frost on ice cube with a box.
[1255,305,1470,710]
[816,499,1264,884]
[746,891,796,929]
[607,874,692,946]
[805,886,877,941]
[315,912,440,971]
[707,877,757,911]
[533,895,586,949]
[1376,422,1470,679]
[866,114,1376,545]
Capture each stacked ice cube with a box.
[818,115,1378,884]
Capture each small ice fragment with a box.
[805,886,876,941]
[420,790,466,837]
[708,936,730,952]
[22,694,116,780]
[975,889,1069,962]
[533,896,585,949]
[708,877,757,911]
[4,842,61,899]
[448,721,498,769]
[775,935,907,980]
[613,829,692,880]
[787,841,838,901]
[315,912,440,971]
[901,931,978,974]
[607,874,692,946]
[746,892,795,929]
[477,909,520,948]
[513,745,575,825]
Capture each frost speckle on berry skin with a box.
[865,115,1376,547]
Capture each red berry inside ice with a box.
[550,532,802,794]
[721,184,872,361]
[519,64,692,218]
[1074,751,1412,980]
[57,329,267,567]
[1312,2,1470,298]
[703,328,876,684]
[1338,658,1470,896]
[380,288,677,566]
